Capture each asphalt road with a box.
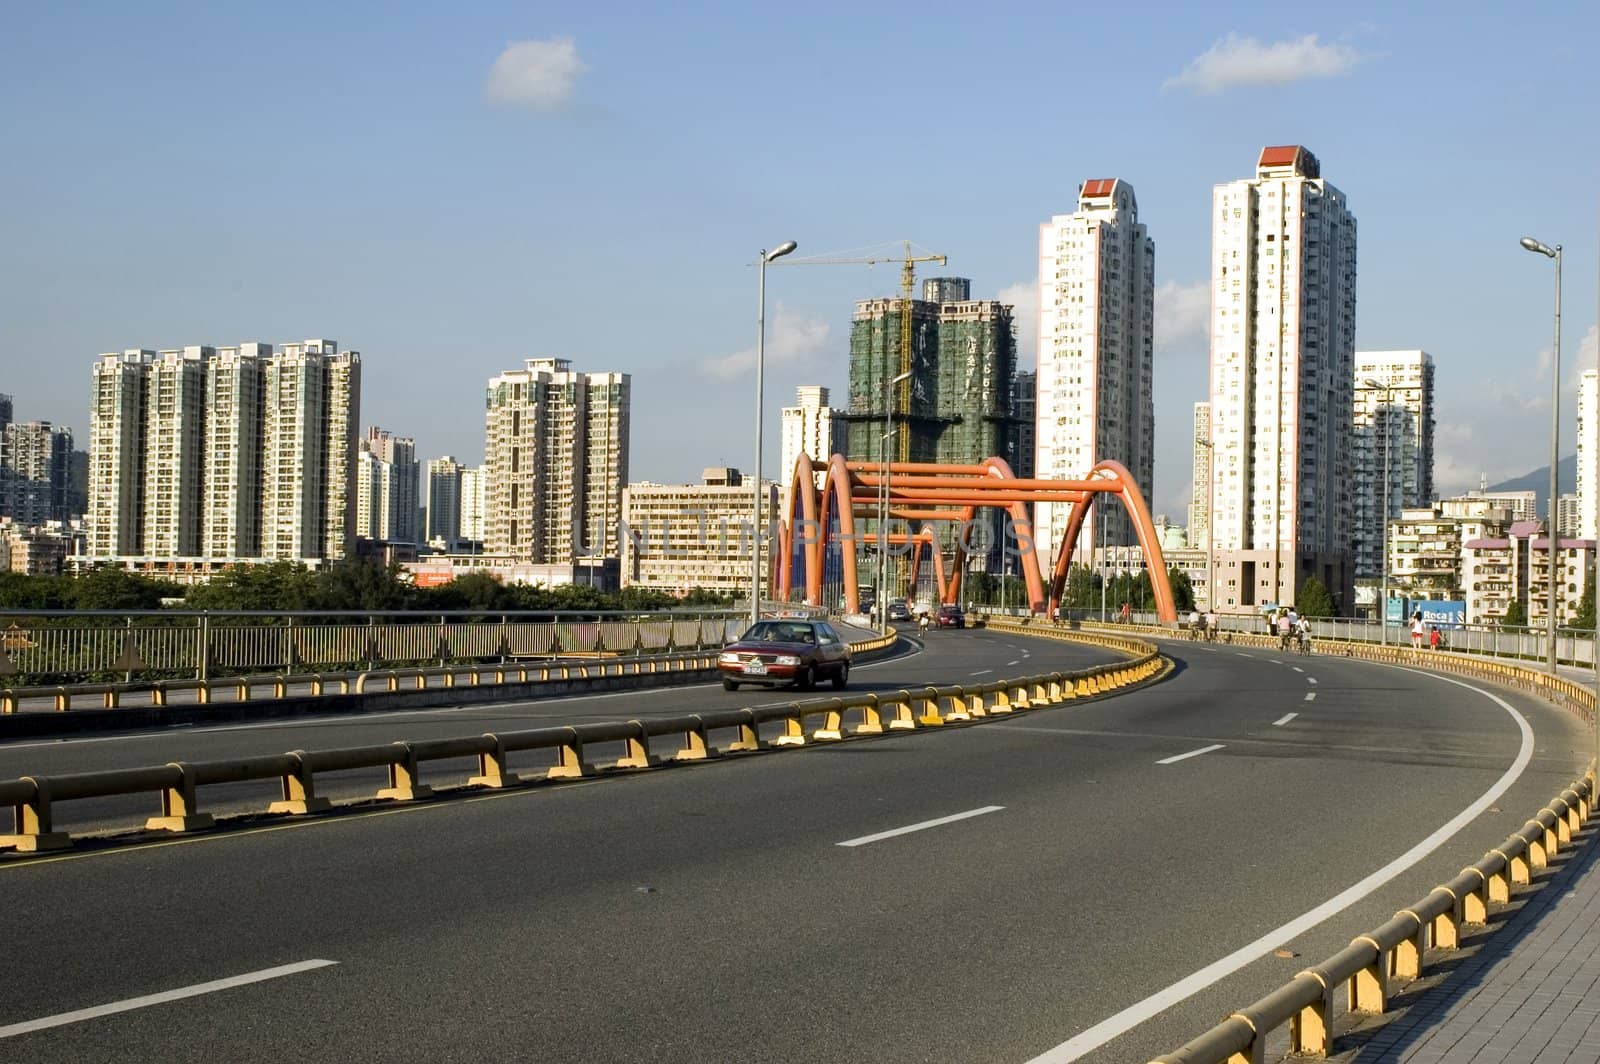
[0,632,1589,1064]
[0,624,1104,839]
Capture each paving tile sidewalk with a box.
[1337,825,1600,1062]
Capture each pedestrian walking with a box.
[1429,625,1441,651]
[1411,612,1425,652]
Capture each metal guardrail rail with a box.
[0,609,751,687]
[1149,772,1594,1063]
[0,650,722,715]
[0,629,1157,854]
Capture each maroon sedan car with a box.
[718,619,851,691]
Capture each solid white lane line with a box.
[1273,713,1297,727]
[1023,670,1535,1064]
[1291,666,1304,673]
[1304,692,1316,702]
[837,806,1005,848]
[0,960,338,1039]
[1155,744,1225,765]
[970,669,993,676]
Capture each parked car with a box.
[887,598,912,622]
[718,619,852,691]
[935,604,966,629]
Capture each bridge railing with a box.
[0,609,747,688]
[0,629,1157,853]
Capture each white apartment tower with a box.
[1189,402,1211,550]
[86,339,360,569]
[1354,351,1435,579]
[483,358,630,564]
[1209,146,1357,610]
[459,465,488,544]
[143,347,210,558]
[1035,178,1155,564]
[425,456,465,547]
[1579,369,1598,540]
[88,351,153,557]
[204,344,268,558]
[780,386,843,487]
[357,426,419,545]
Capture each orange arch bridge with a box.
[776,455,1177,624]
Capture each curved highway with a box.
[0,630,1588,1063]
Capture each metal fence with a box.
[0,610,754,685]
[1016,607,1600,672]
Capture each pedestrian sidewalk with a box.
[1334,823,1600,1062]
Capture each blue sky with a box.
[2,1,1596,519]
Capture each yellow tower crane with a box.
[789,241,946,460]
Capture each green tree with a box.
[309,559,411,612]
[1572,582,1596,632]
[185,562,320,612]
[1502,599,1528,630]
[1167,567,1195,612]
[1296,576,1335,618]
[0,572,71,609]
[68,567,178,610]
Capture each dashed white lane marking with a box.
[1269,659,1284,665]
[1235,653,1254,659]
[1304,692,1317,702]
[837,806,1005,848]
[1308,677,1319,685]
[970,669,993,676]
[1292,666,1305,673]
[0,960,338,1039]
[1155,743,1225,765]
[1272,713,1298,726]
[1023,670,1535,1064]
[1006,660,1021,667]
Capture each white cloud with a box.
[997,277,1039,368]
[1154,280,1210,359]
[701,303,833,380]
[1164,33,1364,94]
[1581,323,1599,367]
[486,37,586,110]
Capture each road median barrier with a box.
[1147,768,1596,1063]
[0,632,1159,855]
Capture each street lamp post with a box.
[1195,436,1213,614]
[878,370,912,632]
[751,240,797,626]
[1364,379,1393,646]
[1521,236,1562,673]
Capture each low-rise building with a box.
[1461,519,1594,627]
[620,472,779,596]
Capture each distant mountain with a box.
[1486,454,1576,514]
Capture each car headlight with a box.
[718,652,740,664]
[774,655,800,666]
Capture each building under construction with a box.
[840,278,1022,579]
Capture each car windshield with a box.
[741,622,815,644]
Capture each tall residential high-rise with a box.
[1189,402,1211,550]
[88,350,153,557]
[1579,369,1598,539]
[1009,371,1036,480]
[1209,146,1357,610]
[459,465,488,544]
[0,420,73,527]
[424,456,465,546]
[85,339,360,569]
[1035,179,1155,565]
[0,394,11,430]
[203,344,267,558]
[142,347,210,558]
[483,358,630,563]
[1354,351,1435,579]
[357,427,418,545]
[780,386,843,486]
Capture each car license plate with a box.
[743,660,767,675]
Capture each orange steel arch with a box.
[1044,460,1174,621]
[776,454,1175,623]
